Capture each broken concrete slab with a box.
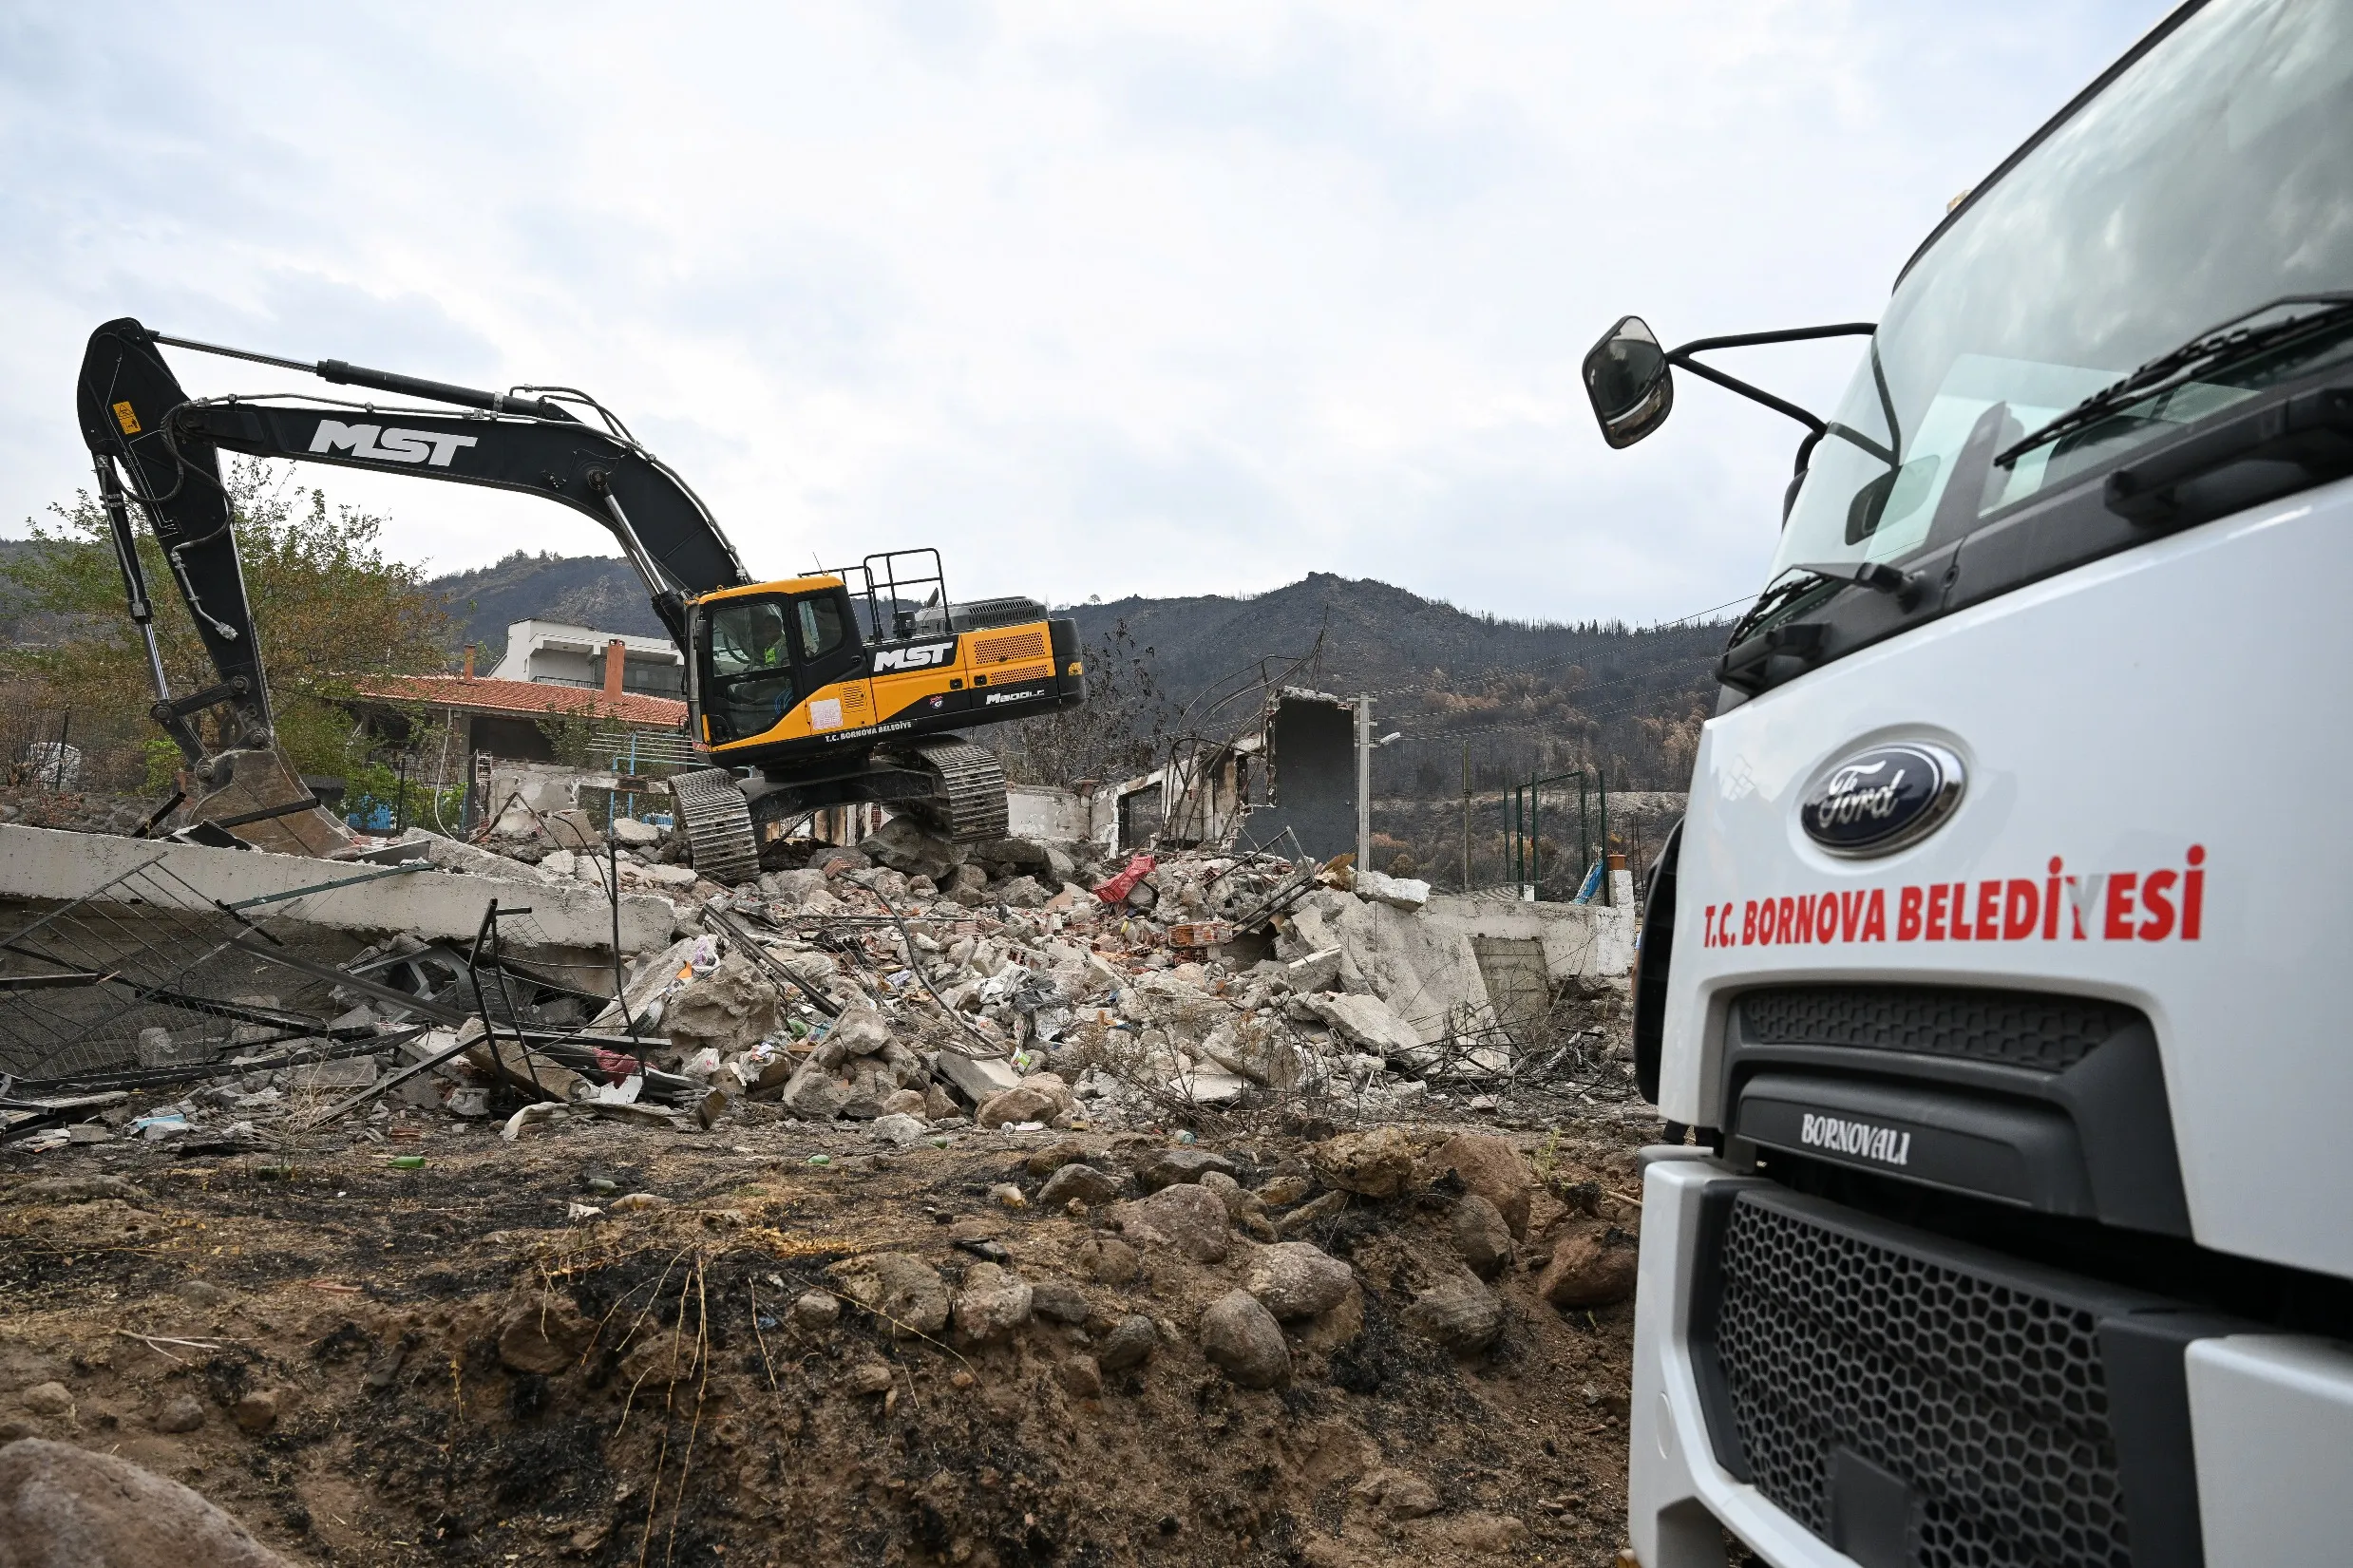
[0,823,678,955]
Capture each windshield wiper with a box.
[1726,559,1922,650]
[1997,293,2353,468]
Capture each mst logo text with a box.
[310,421,478,467]
[871,641,955,672]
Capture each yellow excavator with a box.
[75,317,1086,878]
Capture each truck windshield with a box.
[1764,0,2353,604]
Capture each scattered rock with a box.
[780,1061,853,1122]
[870,1112,928,1146]
[607,1192,672,1214]
[1055,1355,1104,1398]
[974,1086,1059,1129]
[859,816,964,880]
[831,1254,951,1339]
[842,1360,896,1397]
[1445,1513,1528,1551]
[1402,1276,1504,1352]
[663,954,780,1055]
[152,1395,206,1434]
[1136,1146,1237,1191]
[1277,1190,1350,1235]
[1428,1133,1533,1237]
[15,1385,70,1418]
[1078,1237,1140,1284]
[952,1262,1034,1343]
[1037,1162,1120,1208]
[1309,1126,1416,1198]
[1030,1280,1092,1326]
[1097,1313,1159,1372]
[1452,1194,1515,1278]
[1245,1241,1356,1321]
[1536,1228,1639,1308]
[0,1438,297,1567]
[1353,1466,1441,1520]
[1254,1171,1317,1208]
[790,1291,841,1330]
[1198,1290,1290,1389]
[1112,1182,1231,1262]
[230,1389,281,1434]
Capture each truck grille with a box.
[1709,1190,2128,1568]
[1734,984,2136,1072]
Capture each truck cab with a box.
[1600,2,2353,1562]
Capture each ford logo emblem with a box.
[1800,741,1964,856]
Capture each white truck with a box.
[1581,2,2353,1564]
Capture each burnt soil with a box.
[0,1112,1648,1567]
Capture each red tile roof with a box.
[353,674,689,730]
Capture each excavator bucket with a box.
[191,747,357,858]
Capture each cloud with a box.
[0,0,2171,621]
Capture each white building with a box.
[484,620,684,698]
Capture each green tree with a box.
[4,458,454,785]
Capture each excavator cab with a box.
[693,579,865,748]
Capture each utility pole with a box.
[1460,740,1471,892]
[1355,696,1373,878]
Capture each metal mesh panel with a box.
[1735,985,2136,1072]
[0,858,342,1082]
[1713,1192,2128,1568]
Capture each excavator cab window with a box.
[703,599,798,743]
[794,595,848,661]
[792,587,867,697]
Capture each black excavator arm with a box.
[75,316,752,781]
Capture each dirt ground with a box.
[0,1103,1651,1568]
[0,1105,1656,1568]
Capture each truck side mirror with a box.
[1583,315,1674,448]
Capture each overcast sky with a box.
[2,1,2169,624]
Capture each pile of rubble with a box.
[4,786,1636,1160]
[427,804,1622,1139]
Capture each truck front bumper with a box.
[1626,1154,2353,1568]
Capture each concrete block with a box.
[935,1049,1023,1105]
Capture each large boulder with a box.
[0,1438,296,1567]
[859,816,964,881]
[1428,1134,1533,1238]
[1198,1291,1290,1389]
[1245,1242,1356,1321]
[663,954,780,1055]
[1112,1182,1231,1262]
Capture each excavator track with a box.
[667,767,762,885]
[905,737,1010,843]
